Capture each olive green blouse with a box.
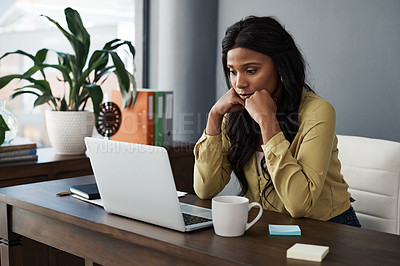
[193,90,351,221]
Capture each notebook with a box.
[69,183,100,200]
[84,137,212,232]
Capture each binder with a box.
[111,89,154,145]
[163,91,173,147]
[153,91,165,146]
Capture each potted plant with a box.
[0,7,136,154]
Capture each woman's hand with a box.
[211,88,245,117]
[206,88,244,135]
[245,89,281,144]
[244,89,277,124]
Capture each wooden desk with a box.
[0,144,195,193]
[1,176,400,265]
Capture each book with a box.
[0,148,37,158]
[69,183,100,200]
[0,137,37,152]
[111,89,155,145]
[287,243,329,262]
[0,154,38,164]
[163,91,173,147]
[153,91,165,146]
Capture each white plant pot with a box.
[45,110,94,155]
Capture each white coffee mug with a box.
[212,195,263,237]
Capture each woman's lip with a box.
[239,94,252,100]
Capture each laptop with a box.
[84,137,212,232]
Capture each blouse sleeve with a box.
[262,101,336,218]
[193,130,233,199]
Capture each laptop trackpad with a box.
[180,203,212,219]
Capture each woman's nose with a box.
[235,73,248,89]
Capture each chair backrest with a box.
[337,135,400,234]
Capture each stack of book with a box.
[111,89,173,147]
[0,137,38,165]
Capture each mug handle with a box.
[245,202,263,231]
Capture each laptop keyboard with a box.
[182,213,212,226]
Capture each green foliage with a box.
[0,114,10,145]
[0,7,136,119]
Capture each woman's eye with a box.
[247,69,257,74]
[229,70,236,75]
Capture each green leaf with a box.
[34,94,54,107]
[19,84,47,94]
[0,74,24,89]
[86,84,103,117]
[103,39,121,50]
[57,52,68,65]
[0,115,10,131]
[0,131,4,145]
[42,63,73,86]
[10,90,40,101]
[60,97,67,111]
[22,65,44,79]
[93,66,114,83]
[100,41,136,108]
[41,15,74,49]
[122,41,136,59]
[65,8,90,53]
[42,12,87,72]
[22,79,52,95]
[128,72,137,108]
[0,114,10,145]
[35,49,49,63]
[83,51,109,84]
[103,39,136,58]
[65,54,78,77]
[1,50,37,62]
[0,50,46,77]
[88,50,108,75]
[110,51,132,108]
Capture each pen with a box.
[56,191,71,197]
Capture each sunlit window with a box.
[0,0,135,146]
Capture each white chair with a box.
[337,135,400,234]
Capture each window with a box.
[0,0,136,146]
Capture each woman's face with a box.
[227,47,279,100]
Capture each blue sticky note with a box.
[269,224,301,236]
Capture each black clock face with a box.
[95,102,122,137]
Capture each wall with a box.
[148,0,218,143]
[217,0,400,142]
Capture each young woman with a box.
[193,16,361,227]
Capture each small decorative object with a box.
[95,102,122,138]
[0,114,10,145]
[0,7,136,154]
[0,100,17,144]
